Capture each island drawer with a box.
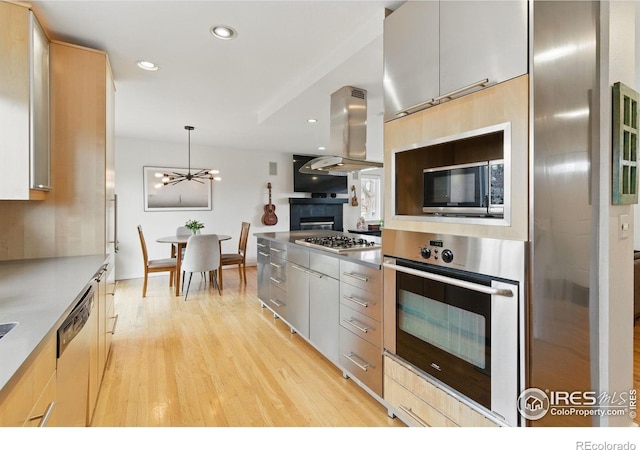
[339,327,382,396]
[339,303,382,348]
[269,255,287,287]
[340,282,381,321]
[287,245,309,267]
[340,260,382,293]
[267,285,288,319]
[269,241,288,258]
[384,373,457,427]
[309,252,340,279]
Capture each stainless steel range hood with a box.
[299,86,383,175]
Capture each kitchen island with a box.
[254,230,384,401]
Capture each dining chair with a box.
[181,234,221,300]
[172,226,191,258]
[137,225,177,298]
[220,221,251,289]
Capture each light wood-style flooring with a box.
[90,266,640,428]
[90,267,403,427]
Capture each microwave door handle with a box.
[382,261,513,297]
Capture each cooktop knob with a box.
[441,249,454,263]
[420,247,431,259]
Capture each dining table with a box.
[156,233,231,296]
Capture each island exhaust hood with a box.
[299,86,383,175]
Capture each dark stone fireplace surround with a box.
[289,198,348,231]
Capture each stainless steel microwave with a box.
[422,160,504,216]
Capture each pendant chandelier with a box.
[158,125,220,186]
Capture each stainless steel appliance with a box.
[298,86,382,174]
[528,0,599,426]
[56,283,94,427]
[382,230,525,426]
[295,235,381,253]
[423,160,504,217]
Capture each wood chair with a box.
[181,234,221,300]
[220,221,251,289]
[137,225,177,297]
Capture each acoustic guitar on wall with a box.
[261,182,278,226]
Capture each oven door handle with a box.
[382,261,514,297]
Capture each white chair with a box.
[181,234,221,300]
[172,226,191,258]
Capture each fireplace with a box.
[289,198,347,231]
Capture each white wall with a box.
[114,136,376,280]
[115,136,292,280]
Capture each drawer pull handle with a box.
[343,272,369,282]
[398,404,428,427]
[270,248,284,253]
[342,318,370,333]
[396,78,490,117]
[270,262,282,268]
[107,314,119,335]
[257,243,267,248]
[343,352,371,372]
[292,264,307,272]
[306,269,323,279]
[270,298,284,308]
[29,401,56,427]
[259,251,270,257]
[270,277,283,285]
[343,295,369,308]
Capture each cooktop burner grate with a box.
[294,235,381,253]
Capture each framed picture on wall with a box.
[143,166,212,211]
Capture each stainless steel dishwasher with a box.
[56,283,94,427]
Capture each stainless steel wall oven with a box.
[383,230,526,426]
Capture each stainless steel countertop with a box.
[253,230,382,269]
[0,255,109,393]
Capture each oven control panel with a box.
[420,240,454,263]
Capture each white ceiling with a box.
[29,0,403,160]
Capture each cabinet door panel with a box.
[383,0,439,122]
[439,0,528,96]
[0,2,30,200]
[309,274,340,365]
[286,263,309,337]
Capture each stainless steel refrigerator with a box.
[530,0,599,426]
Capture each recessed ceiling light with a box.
[307,118,318,123]
[137,60,159,71]
[210,25,237,40]
[318,146,326,151]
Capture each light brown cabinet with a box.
[0,38,116,262]
[384,354,498,427]
[0,2,50,200]
[89,260,116,424]
[0,333,57,427]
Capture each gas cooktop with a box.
[295,235,381,253]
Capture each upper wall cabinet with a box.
[0,3,51,200]
[383,1,439,123]
[383,0,528,122]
